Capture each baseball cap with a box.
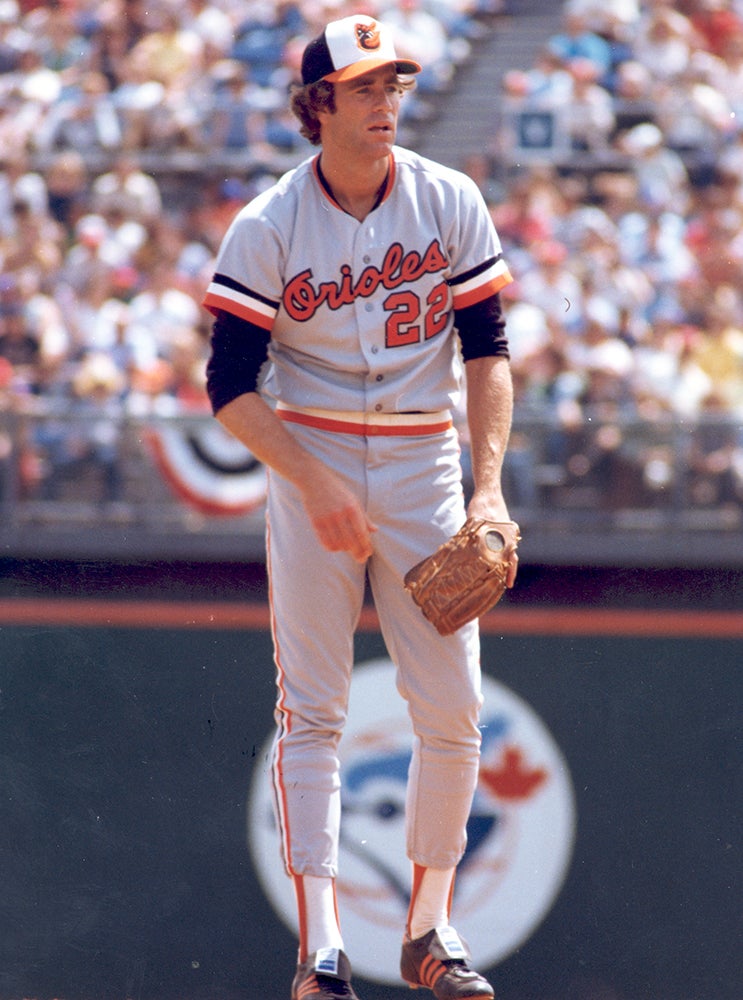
[301,14,421,86]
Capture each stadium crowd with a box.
[0,0,742,514]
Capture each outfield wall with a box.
[1,601,740,1000]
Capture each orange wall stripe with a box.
[0,600,742,637]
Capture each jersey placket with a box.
[352,218,389,414]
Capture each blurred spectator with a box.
[611,59,656,131]
[0,151,48,235]
[108,53,168,150]
[565,295,635,383]
[1,196,63,278]
[63,272,152,373]
[61,211,140,294]
[502,299,552,369]
[686,195,743,290]
[653,56,736,181]
[489,166,563,257]
[381,0,464,95]
[562,57,616,152]
[689,0,743,58]
[657,323,714,420]
[559,0,640,36]
[0,293,39,378]
[124,259,202,365]
[185,175,271,254]
[203,58,280,152]
[546,7,613,81]
[35,2,91,75]
[0,1,25,74]
[718,128,743,205]
[4,36,62,105]
[712,27,743,122]
[685,390,743,509]
[624,211,697,324]
[631,321,695,412]
[35,69,122,154]
[87,12,139,92]
[91,153,162,222]
[579,232,655,329]
[186,0,235,59]
[619,122,690,212]
[230,1,302,89]
[510,46,574,109]
[43,149,89,236]
[690,289,743,409]
[34,350,127,504]
[126,74,205,152]
[517,239,586,336]
[632,6,695,81]
[126,7,205,89]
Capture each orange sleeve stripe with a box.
[452,270,513,310]
[202,291,274,330]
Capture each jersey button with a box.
[375,404,383,412]
[371,345,379,354]
[375,374,384,382]
[363,255,371,263]
[365,303,373,312]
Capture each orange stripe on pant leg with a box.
[293,874,308,964]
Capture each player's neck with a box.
[317,153,390,222]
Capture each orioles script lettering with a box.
[283,240,448,321]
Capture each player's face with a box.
[320,66,403,160]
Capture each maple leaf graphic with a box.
[479,745,548,801]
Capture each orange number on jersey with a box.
[425,281,449,340]
[384,290,420,346]
[384,282,449,348]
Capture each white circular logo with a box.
[248,658,575,984]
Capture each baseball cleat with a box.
[292,948,361,1000]
[400,926,495,1000]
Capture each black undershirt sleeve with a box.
[205,309,271,415]
[455,292,510,363]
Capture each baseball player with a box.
[203,13,516,1000]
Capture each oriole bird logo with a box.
[354,21,381,52]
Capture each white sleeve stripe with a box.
[453,258,511,299]
[205,282,277,321]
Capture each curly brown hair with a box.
[289,75,416,146]
[290,80,337,146]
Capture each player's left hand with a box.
[467,490,518,588]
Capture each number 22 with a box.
[384,281,449,348]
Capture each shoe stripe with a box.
[296,975,319,999]
[419,955,448,989]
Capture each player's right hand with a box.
[300,469,377,563]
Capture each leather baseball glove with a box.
[404,519,520,636]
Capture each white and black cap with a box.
[301,14,421,86]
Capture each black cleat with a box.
[400,926,494,1000]
[292,948,361,1000]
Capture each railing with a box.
[1,404,741,566]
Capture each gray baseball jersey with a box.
[203,146,512,416]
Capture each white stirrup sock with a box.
[407,864,456,941]
[293,874,344,961]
